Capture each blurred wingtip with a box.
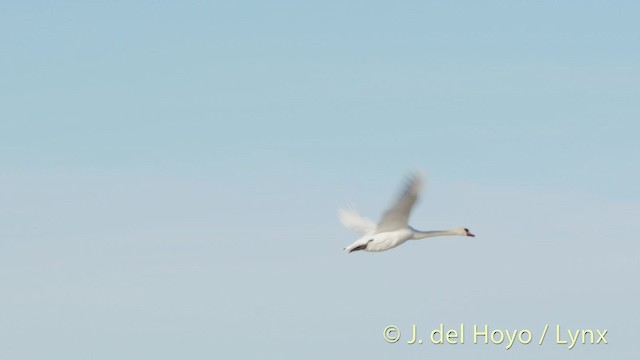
[404,170,425,194]
[409,169,426,182]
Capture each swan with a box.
[340,173,474,253]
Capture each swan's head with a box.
[462,227,475,237]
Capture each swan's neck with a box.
[411,229,460,240]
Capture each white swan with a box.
[340,173,474,253]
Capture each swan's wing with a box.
[338,206,376,235]
[376,173,424,233]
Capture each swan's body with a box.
[340,173,474,253]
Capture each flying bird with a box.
[340,173,475,253]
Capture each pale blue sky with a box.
[1,1,639,359]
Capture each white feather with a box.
[338,205,376,235]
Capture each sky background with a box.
[1,1,639,359]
